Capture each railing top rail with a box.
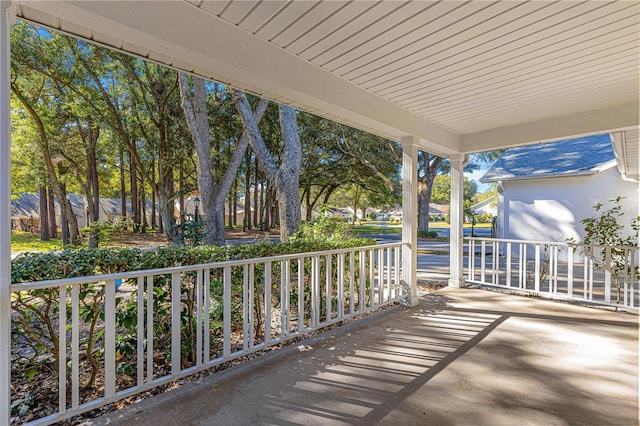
[11,242,406,291]
[464,237,639,251]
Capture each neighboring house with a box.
[428,204,447,220]
[11,193,155,230]
[481,134,639,250]
[470,196,497,218]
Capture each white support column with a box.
[401,137,419,306]
[0,2,13,423]
[449,154,466,288]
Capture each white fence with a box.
[9,243,407,425]
[466,237,639,310]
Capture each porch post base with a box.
[402,295,420,307]
[448,278,466,288]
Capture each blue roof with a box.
[480,134,615,182]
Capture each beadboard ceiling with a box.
[12,0,640,158]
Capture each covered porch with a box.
[1,1,639,424]
[88,287,638,426]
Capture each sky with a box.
[468,166,491,192]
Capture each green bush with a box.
[417,230,438,239]
[10,237,376,410]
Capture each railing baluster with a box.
[604,247,611,304]
[469,239,475,281]
[223,267,232,357]
[105,279,116,399]
[71,284,79,409]
[171,273,181,376]
[58,285,67,415]
[325,255,332,321]
[243,265,249,351]
[247,263,256,349]
[567,246,574,297]
[204,269,211,363]
[281,260,290,337]
[480,241,486,282]
[136,276,145,386]
[360,250,366,309]
[394,246,400,299]
[264,262,272,344]
[249,264,255,349]
[146,276,154,383]
[630,249,636,308]
[385,247,391,303]
[377,248,383,304]
[369,249,374,307]
[311,256,319,327]
[506,242,512,287]
[196,270,203,366]
[337,253,344,317]
[349,251,355,313]
[589,255,593,300]
[298,257,304,331]
[494,240,499,284]
[534,244,540,292]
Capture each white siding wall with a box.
[500,167,639,246]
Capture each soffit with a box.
[13,0,640,156]
[611,128,640,182]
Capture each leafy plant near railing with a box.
[569,196,640,306]
[10,236,375,414]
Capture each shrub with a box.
[10,237,376,407]
[570,196,640,306]
[417,230,438,239]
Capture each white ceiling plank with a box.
[235,1,288,33]
[299,2,404,63]
[365,2,636,94]
[218,0,260,25]
[253,1,317,42]
[395,33,639,108]
[316,1,437,69]
[289,1,379,57]
[402,40,639,111]
[198,0,228,17]
[269,1,348,48]
[333,0,556,77]
[452,84,638,135]
[461,103,639,154]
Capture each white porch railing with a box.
[466,237,639,311]
[9,242,407,425]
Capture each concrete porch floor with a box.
[86,288,638,426]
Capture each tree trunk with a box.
[245,150,252,230]
[234,92,302,241]
[48,187,57,238]
[59,184,70,245]
[130,152,139,233]
[39,186,50,241]
[12,84,80,245]
[179,73,269,245]
[418,153,443,232]
[120,150,127,220]
[233,180,238,226]
[253,157,259,227]
[179,163,185,225]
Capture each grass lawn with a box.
[349,221,492,234]
[11,231,64,253]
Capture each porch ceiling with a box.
[13,0,640,156]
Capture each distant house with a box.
[481,134,639,246]
[470,196,497,219]
[11,193,155,230]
